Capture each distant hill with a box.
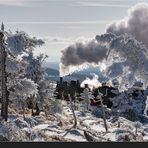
[45,67,59,81]
[45,64,106,83]
[43,61,59,70]
[45,68,59,76]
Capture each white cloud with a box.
[0,0,27,6]
[5,20,111,25]
[74,0,148,8]
[77,2,130,8]
[0,0,45,6]
[40,36,92,45]
[44,36,74,44]
[0,0,146,7]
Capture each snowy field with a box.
[1,102,148,142]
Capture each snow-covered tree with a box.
[9,78,38,119]
[37,80,56,115]
[111,92,132,113]
[73,92,80,110]
[45,98,63,117]
[133,121,142,135]
[111,83,146,119]
[23,52,47,84]
[0,27,45,120]
[80,88,94,110]
[23,52,52,115]
[6,31,44,56]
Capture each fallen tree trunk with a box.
[77,127,112,142]
[84,131,99,142]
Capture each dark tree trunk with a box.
[100,97,108,132]
[63,94,77,137]
[31,95,35,116]
[68,94,77,128]
[0,32,9,121]
[31,101,34,116]
[23,103,25,120]
[84,131,96,142]
[32,103,40,116]
[35,103,40,116]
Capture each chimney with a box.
[76,80,80,86]
[60,77,63,85]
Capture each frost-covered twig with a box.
[69,94,77,128]
[97,90,108,132]
[62,94,77,137]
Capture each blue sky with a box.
[1,0,148,62]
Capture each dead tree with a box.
[68,94,77,128]
[100,96,108,132]
[0,31,9,121]
[63,94,77,137]
[97,90,108,132]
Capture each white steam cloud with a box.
[80,74,102,91]
[107,3,148,48]
[60,33,148,91]
[60,3,148,91]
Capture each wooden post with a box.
[0,31,9,121]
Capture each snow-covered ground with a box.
[0,103,148,142]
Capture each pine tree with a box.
[0,27,45,120]
[80,87,94,111]
[23,52,51,116]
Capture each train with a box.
[54,77,119,108]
